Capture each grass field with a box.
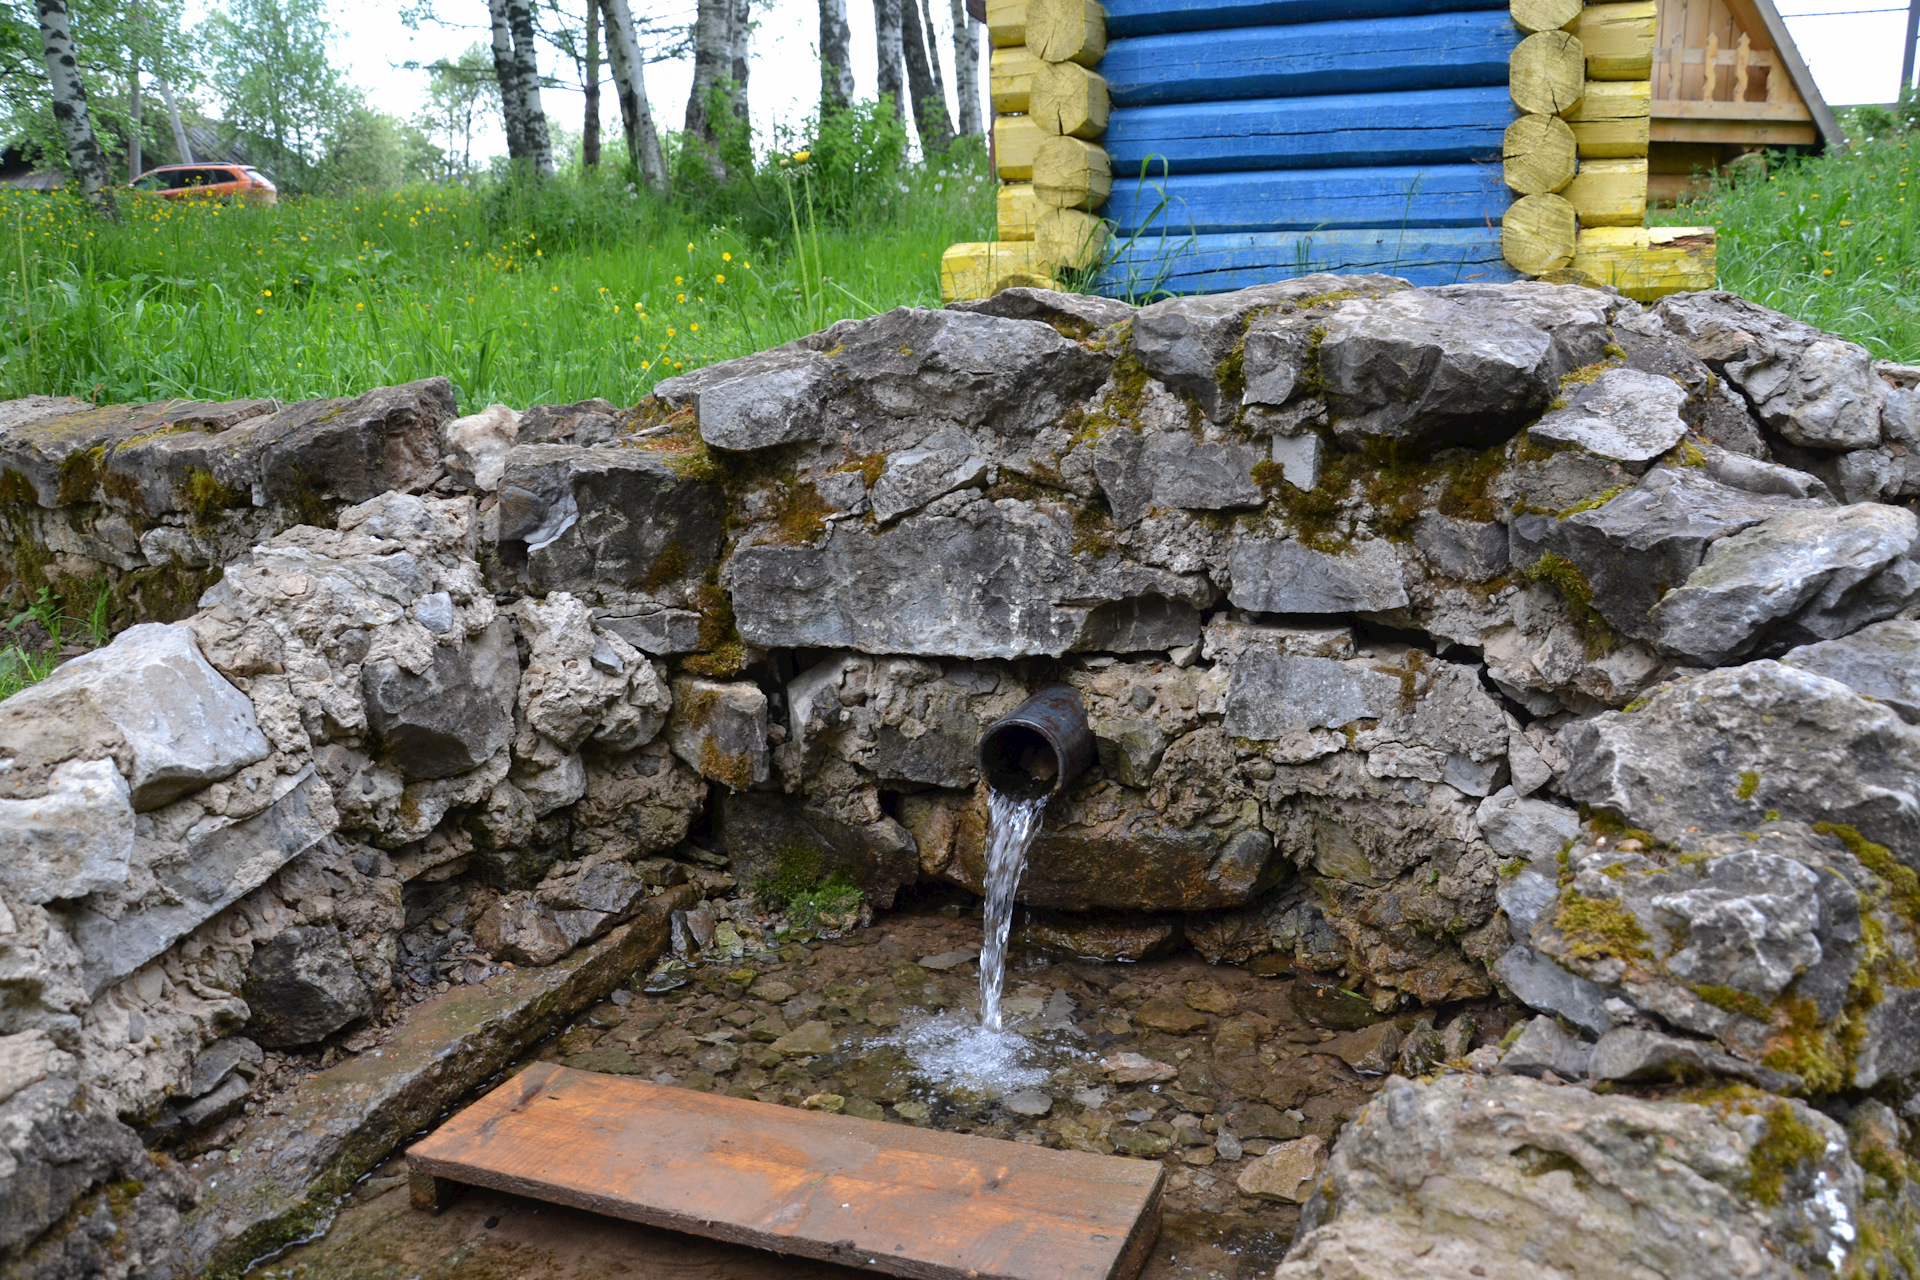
[1654,116,1917,362]
[0,146,996,410]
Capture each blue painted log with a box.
[1103,12,1519,107]
[1104,164,1509,235]
[1094,228,1519,297]
[1103,0,1504,37]
[1107,87,1515,173]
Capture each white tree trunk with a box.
[505,0,554,172]
[950,0,981,137]
[584,0,601,167]
[127,66,142,180]
[487,0,530,159]
[818,0,855,114]
[34,0,114,209]
[873,0,904,119]
[159,77,191,162]
[684,0,731,178]
[900,0,951,151]
[727,0,751,125]
[602,0,668,190]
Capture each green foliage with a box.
[0,580,111,700]
[1553,892,1653,963]
[1524,552,1615,656]
[755,843,864,933]
[1653,111,1920,360]
[1746,1101,1829,1206]
[203,0,355,192]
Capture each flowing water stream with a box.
[977,789,1048,1031]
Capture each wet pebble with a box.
[1002,1090,1053,1117]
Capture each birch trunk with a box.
[684,0,731,178]
[505,0,554,172]
[602,0,668,189]
[127,66,142,179]
[34,0,114,210]
[818,0,855,114]
[488,0,529,159]
[727,0,751,125]
[583,0,601,167]
[950,0,981,136]
[873,0,904,119]
[159,77,191,162]
[900,0,952,152]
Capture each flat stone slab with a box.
[180,883,697,1279]
[407,1063,1164,1280]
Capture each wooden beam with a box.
[408,1066,1164,1280]
[1652,98,1811,121]
[1574,2,1655,79]
[1501,190,1577,272]
[943,241,1061,299]
[1571,225,1715,299]
[1107,85,1516,173]
[1101,0,1515,37]
[1717,0,1843,146]
[1099,12,1518,107]
[991,46,1042,113]
[1094,226,1519,295]
[988,0,1029,46]
[1027,0,1106,65]
[1650,118,1816,144]
[1504,112,1579,194]
[1102,162,1512,234]
[1033,61,1111,137]
[1565,79,1650,157]
[1565,156,1648,225]
[1511,30,1587,113]
[995,114,1049,179]
[1034,134,1114,208]
[997,182,1044,239]
[1511,0,1582,36]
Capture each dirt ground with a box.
[252,897,1503,1280]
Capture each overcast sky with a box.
[316,0,1900,164]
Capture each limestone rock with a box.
[693,350,839,450]
[1528,367,1689,465]
[1656,290,1884,451]
[945,285,1135,332]
[1588,1025,1795,1090]
[1561,661,1920,853]
[1280,1073,1858,1280]
[1326,1022,1401,1073]
[668,677,768,790]
[0,759,133,905]
[870,432,990,522]
[1412,513,1509,582]
[569,742,706,863]
[1315,283,1613,448]
[363,616,518,780]
[1223,651,1400,741]
[1652,504,1920,666]
[1496,1014,1592,1079]
[4,623,268,810]
[474,896,573,967]
[515,593,669,753]
[715,791,918,909]
[442,403,520,491]
[242,925,373,1048]
[1236,1135,1326,1202]
[1493,945,1611,1036]
[1227,537,1409,614]
[724,496,1213,659]
[1783,620,1920,725]
[1092,428,1263,526]
[1018,911,1181,961]
[1477,788,1580,863]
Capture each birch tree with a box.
[34,0,114,208]
[505,0,553,171]
[486,0,529,158]
[818,0,854,114]
[899,0,950,151]
[682,0,730,179]
[582,0,599,165]
[872,0,903,118]
[601,0,666,189]
[949,0,979,136]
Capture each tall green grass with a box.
[1654,119,1919,362]
[0,142,995,408]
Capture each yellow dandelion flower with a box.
[722,252,732,261]
[716,273,725,283]
[667,327,676,336]
[675,275,683,285]
[677,293,686,303]
[691,323,699,332]
[262,289,272,296]
[793,150,810,162]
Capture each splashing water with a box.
[978,789,1048,1032]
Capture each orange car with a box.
[130,163,278,204]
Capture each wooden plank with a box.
[997,182,1044,238]
[991,46,1042,113]
[1099,0,1499,38]
[1565,156,1648,225]
[942,240,1061,298]
[1574,1,1656,79]
[1106,86,1515,174]
[1100,12,1519,107]
[408,1065,1163,1280]
[1571,224,1715,299]
[1094,227,1520,297]
[989,0,1029,46]
[1648,117,1815,144]
[995,114,1049,179]
[1652,97,1809,120]
[1566,79,1650,157]
[1103,163,1511,234]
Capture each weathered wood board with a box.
[408,1064,1165,1280]
[1096,226,1517,294]
[1101,10,1519,106]
[1106,86,1514,173]
[1103,162,1509,234]
[1101,0,1503,37]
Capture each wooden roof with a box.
[1652,0,1842,149]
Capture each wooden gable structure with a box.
[1649,0,1843,200]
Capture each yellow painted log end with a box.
[940,241,1060,302]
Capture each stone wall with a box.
[4,275,1920,1276]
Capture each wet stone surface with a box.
[254,897,1511,1280]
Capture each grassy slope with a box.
[1653,125,1919,362]
[0,156,995,409]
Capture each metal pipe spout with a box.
[977,684,1095,800]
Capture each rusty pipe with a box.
[977,684,1095,800]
